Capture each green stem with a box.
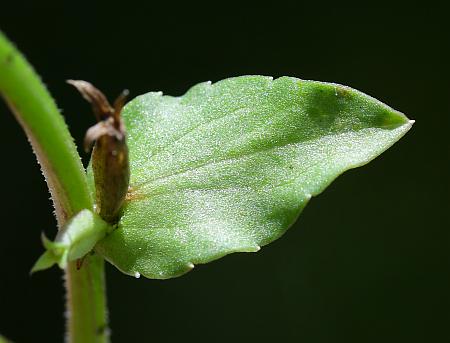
[0,31,109,343]
[66,255,109,342]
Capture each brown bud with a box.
[68,80,130,223]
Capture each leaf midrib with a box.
[127,126,359,200]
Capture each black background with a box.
[1,2,449,342]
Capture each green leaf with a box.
[93,76,413,279]
[0,334,12,343]
[32,209,111,272]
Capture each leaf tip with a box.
[381,107,412,129]
[30,251,57,274]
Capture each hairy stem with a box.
[66,255,109,342]
[0,31,109,343]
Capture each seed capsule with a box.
[68,80,130,223]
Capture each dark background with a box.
[1,2,449,342]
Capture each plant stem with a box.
[66,255,109,343]
[0,31,109,343]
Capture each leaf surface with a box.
[93,76,413,279]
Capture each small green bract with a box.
[32,209,111,272]
[88,76,412,279]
